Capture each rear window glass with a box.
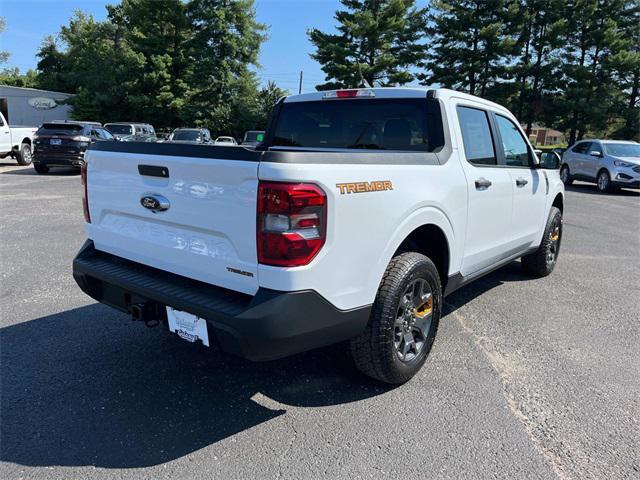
[106,125,133,135]
[172,130,201,141]
[37,123,85,135]
[270,99,444,152]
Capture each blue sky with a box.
[0,0,354,93]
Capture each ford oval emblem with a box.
[140,194,170,213]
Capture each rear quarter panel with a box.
[257,158,467,310]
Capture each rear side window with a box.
[457,106,496,165]
[495,115,532,167]
[271,99,444,152]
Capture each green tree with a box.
[184,0,267,134]
[256,80,288,126]
[511,0,567,136]
[608,0,640,140]
[0,68,39,88]
[557,0,630,144]
[53,11,145,121]
[112,0,191,127]
[421,0,520,99]
[0,17,10,66]
[308,0,428,90]
[35,36,73,92]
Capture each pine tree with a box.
[112,0,191,127]
[511,0,567,136]
[308,0,428,90]
[184,0,267,133]
[609,0,640,140]
[558,0,629,144]
[421,0,520,100]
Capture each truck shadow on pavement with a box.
[0,304,390,469]
[1,261,529,469]
[0,166,79,176]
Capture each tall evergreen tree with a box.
[609,0,640,140]
[511,0,567,136]
[184,0,267,133]
[112,0,191,127]
[308,0,428,90]
[557,0,629,144]
[36,36,73,92]
[421,0,520,100]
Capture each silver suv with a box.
[561,140,640,192]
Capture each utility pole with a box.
[298,71,303,94]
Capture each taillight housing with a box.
[257,181,327,267]
[81,162,90,223]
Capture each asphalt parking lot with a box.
[1,162,638,480]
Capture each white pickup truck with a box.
[0,112,37,165]
[73,88,564,384]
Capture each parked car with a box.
[168,128,212,144]
[560,139,640,192]
[32,122,115,174]
[105,123,157,142]
[241,130,265,147]
[214,136,238,145]
[73,87,564,384]
[0,112,37,165]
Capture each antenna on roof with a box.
[356,63,372,89]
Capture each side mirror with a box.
[538,151,561,170]
[590,150,603,157]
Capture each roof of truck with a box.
[283,87,512,116]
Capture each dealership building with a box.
[0,85,73,127]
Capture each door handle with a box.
[516,178,529,187]
[475,178,492,190]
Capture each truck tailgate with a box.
[85,144,261,295]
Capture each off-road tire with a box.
[522,207,562,277]
[34,164,49,174]
[15,143,32,166]
[350,252,442,384]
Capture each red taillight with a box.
[81,162,90,223]
[257,181,327,267]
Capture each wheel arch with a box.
[364,206,457,306]
[552,192,564,213]
[394,224,450,290]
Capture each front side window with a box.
[271,98,444,152]
[495,115,532,167]
[457,106,496,165]
[572,142,591,154]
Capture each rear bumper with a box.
[72,241,370,361]
[33,153,84,167]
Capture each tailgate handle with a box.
[138,165,169,178]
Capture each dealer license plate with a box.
[166,307,209,347]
